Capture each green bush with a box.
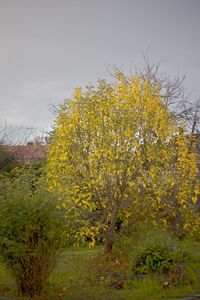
[0,171,67,297]
[0,146,16,172]
[133,231,186,275]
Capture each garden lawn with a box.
[0,241,199,300]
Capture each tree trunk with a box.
[104,230,114,254]
[104,204,119,254]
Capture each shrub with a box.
[0,146,16,171]
[0,172,67,297]
[133,231,186,275]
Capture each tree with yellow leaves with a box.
[46,73,199,252]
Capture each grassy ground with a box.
[0,241,200,300]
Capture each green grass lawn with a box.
[0,242,200,300]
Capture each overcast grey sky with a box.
[0,0,200,130]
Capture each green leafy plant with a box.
[133,232,186,275]
[0,146,16,172]
[0,171,67,297]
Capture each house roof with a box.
[2,144,48,164]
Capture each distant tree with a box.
[0,123,37,145]
[33,134,50,145]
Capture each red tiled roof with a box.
[3,144,48,164]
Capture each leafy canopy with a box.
[46,74,199,245]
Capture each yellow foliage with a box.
[45,74,199,243]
